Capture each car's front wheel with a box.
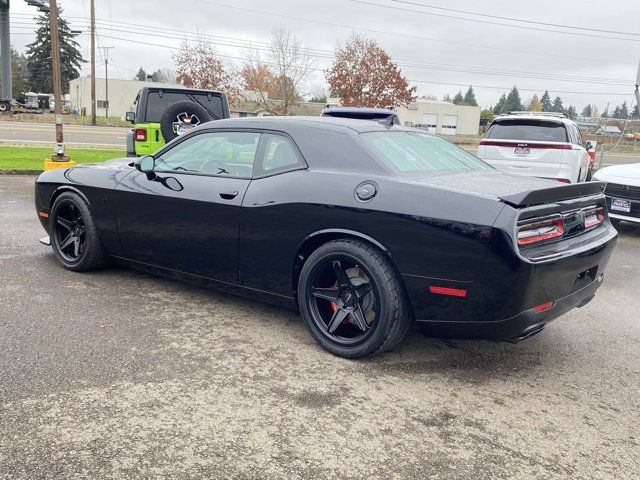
[297,239,411,358]
[50,192,107,271]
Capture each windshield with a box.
[486,119,568,142]
[360,131,490,174]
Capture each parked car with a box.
[125,87,230,157]
[34,117,617,358]
[592,163,640,226]
[321,106,400,124]
[478,112,592,183]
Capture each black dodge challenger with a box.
[35,117,617,358]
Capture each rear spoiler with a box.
[500,182,605,207]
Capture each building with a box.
[69,77,179,119]
[396,100,481,135]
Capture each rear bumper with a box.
[416,271,604,341]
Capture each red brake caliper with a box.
[329,282,350,325]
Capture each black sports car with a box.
[35,117,617,358]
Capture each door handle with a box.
[219,189,239,200]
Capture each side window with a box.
[155,131,261,178]
[256,134,304,175]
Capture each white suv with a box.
[477,112,591,183]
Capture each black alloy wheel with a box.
[298,239,412,358]
[53,200,86,262]
[308,257,378,345]
[50,192,107,271]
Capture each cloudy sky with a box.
[8,0,640,112]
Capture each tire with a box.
[297,239,412,358]
[0,101,9,112]
[50,192,107,271]
[160,100,212,143]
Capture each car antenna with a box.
[377,114,396,127]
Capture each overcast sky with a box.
[8,0,640,112]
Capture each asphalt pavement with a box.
[0,175,639,479]
[0,121,129,148]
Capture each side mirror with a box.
[585,141,594,151]
[135,155,155,173]
[125,111,136,123]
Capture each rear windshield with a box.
[143,91,225,123]
[486,119,568,142]
[360,131,490,174]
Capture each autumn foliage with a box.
[326,35,416,108]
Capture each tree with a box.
[134,67,147,81]
[11,49,29,103]
[241,63,282,99]
[325,33,416,109]
[565,105,577,119]
[463,86,478,106]
[25,6,83,94]
[480,109,494,122]
[442,93,452,103]
[614,101,629,119]
[452,90,464,105]
[493,93,507,114]
[174,38,240,102]
[632,104,640,119]
[551,96,564,113]
[504,86,523,112]
[540,90,552,112]
[528,94,542,112]
[308,84,328,103]
[150,68,176,83]
[581,104,592,117]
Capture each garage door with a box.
[441,115,458,135]
[421,114,437,134]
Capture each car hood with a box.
[75,158,133,170]
[593,163,640,187]
[405,169,604,206]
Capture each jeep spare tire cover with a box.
[160,100,212,142]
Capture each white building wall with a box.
[396,101,481,135]
[68,77,179,119]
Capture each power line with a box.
[349,0,640,43]
[388,0,640,37]
[11,16,633,87]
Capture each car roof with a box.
[493,114,572,125]
[198,115,415,134]
[322,107,397,115]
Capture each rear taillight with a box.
[134,128,147,142]
[584,207,604,229]
[478,140,571,149]
[555,178,571,183]
[517,215,564,245]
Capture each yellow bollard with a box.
[43,158,76,171]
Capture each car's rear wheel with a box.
[297,239,411,358]
[50,192,107,271]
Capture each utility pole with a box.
[0,0,11,105]
[48,0,68,161]
[90,0,96,125]
[100,46,114,118]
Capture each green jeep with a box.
[125,87,230,157]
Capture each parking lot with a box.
[1,174,639,479]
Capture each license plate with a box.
[611,198,631,213]
[514,147,530,156]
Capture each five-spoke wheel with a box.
[298,239,411,358]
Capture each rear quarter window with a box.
[486,120,568,143]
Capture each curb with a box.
[0,169,42,175]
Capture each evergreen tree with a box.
[551,96,564,113]
[25,7,83,94]
[452,90,464,105]
[11,49,30,103]
[504,86,523,112]
[528,94,542,112]
[612,105,622,119]
[493,93,507,114]
[463,86,478,106]
[581,104,592,117]
[632,104,640,119]
[540,90,552,112]
[618,101,629,119]
[565,105,577,119]
[134,67,147,81]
